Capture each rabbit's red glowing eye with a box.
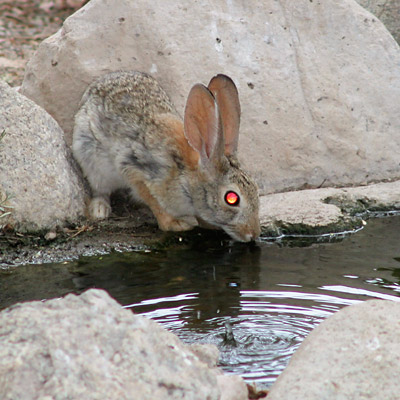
[225,191,240,206]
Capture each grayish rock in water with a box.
[259,179,400,233]
[0,289,248,400]
[267,300,400,400]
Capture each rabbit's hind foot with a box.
[88,197,112,220]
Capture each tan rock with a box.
[21,0,400,194]
[260,188,343,229]
[0,289,226,400]
[217,375,249,400]
[357,0,400,43]
[260,180,400,233]
[0,81,85,231]
[267,300,400,400]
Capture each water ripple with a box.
[127,289,358,387]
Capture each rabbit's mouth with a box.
[224,222,261,243]
[196,217,259,242]
[229,230,259,243]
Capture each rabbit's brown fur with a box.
[72,71,260,241]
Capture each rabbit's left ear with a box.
[184,84,224,164]
[208,74,241,156]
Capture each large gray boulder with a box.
[0,289,247,400]
[0,81,85,231]
[21,0,400,194]
[267,300,400,399]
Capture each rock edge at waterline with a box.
[260,179,400,237]
[0,288,248,400]
[2,179,400,268]
[267,299,400,400]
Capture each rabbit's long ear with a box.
[184,84,224,164]
[208,74,240,156]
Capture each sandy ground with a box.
[0,1,83,86]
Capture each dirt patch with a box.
[0,214,236,268]
[0,0,84,86]
[0,220,157,268]
[1,191,166,267]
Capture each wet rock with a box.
[357,0,400,44]
[0,289,247,400]
[0,80,85,231]
[260,188,344,233]
[260,180,400,234]
[267,300,400,400]
[21,0,400,194]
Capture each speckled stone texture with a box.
[357,0,400,44]
[20,0,400,194]
[0,81,85,231]
[0,289,248,400]
[259,180,400,233]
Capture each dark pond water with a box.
[2,216,400,388]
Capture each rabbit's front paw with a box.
[157,214,198,232]
[89,197,111,219]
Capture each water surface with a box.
[1,216,400,387]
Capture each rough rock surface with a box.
[267,300,400,400]
[20,0,400,194]
[0,289,247,400]
[0,81,85,231]
[357,0,400,43]
[260,188,344,231]
[260,180,400,233]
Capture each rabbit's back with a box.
[73,70,195,218]
[80,71,179,141]
[74,71,186,181]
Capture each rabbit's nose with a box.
[250,230,260,242]
[243,233,254,242]
[243,232,258,242]
[242,226,260,242]
[249,220,261,241]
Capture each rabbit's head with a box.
[184,75,260,242]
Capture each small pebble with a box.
[45,231,57,241]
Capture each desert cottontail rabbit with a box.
[72,71,260,242]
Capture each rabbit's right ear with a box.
[184,84,224,164]
[208,74,241,156]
